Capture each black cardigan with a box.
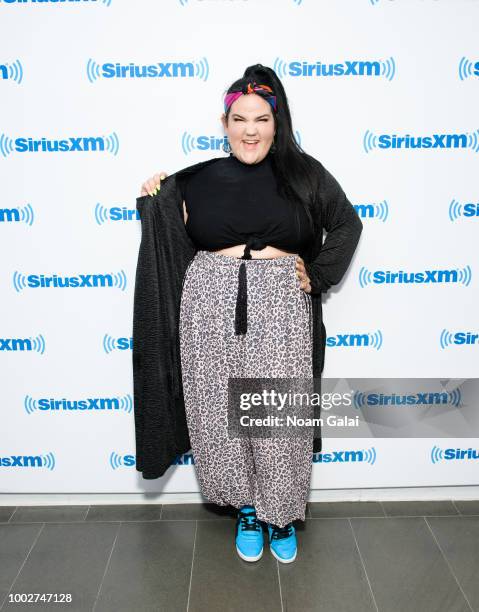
[132,155,363,479]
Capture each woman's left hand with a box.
[295,256,312,293]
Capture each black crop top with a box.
[183,152,314,258]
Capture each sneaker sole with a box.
[269,546,297,563]
[236,545,264,562]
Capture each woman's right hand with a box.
[140,172,168,197]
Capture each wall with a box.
[1,0,478,494]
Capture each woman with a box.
[134,64,362,564]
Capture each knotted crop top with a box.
[181,152,316,337]
[182,152,315,259]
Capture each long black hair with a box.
[223,63,317,229]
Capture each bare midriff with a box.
[183,200,296,260]
[212,244,296,259]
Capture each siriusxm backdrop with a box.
[1,0,478,495]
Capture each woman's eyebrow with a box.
[231,113,271,119]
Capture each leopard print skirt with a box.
[179,250,314,527]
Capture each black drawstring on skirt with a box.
[234,237,265,336]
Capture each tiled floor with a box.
[1,500,479,611]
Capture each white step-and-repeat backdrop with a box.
[2,0,478,493]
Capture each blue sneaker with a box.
[267,522,297,563]
[235,505,263,562]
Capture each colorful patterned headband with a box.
[224,82,277,113]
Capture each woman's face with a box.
[221,93,276,165]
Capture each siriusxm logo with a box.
[274,56,396,81]
[354,389,461,408]
[459,57,479,81]
[103,334,133,353]
[0,132,119,157]
[363,129,479,153]
[354,200,389,221]
[24,394,133,414]
[87,58,209,82]
[13,270,127,292]
[431,445,479,464]
[0,335,45,353]
[0,59,23,83]
[181,130,301,155]
[0,452,55,470]
[0,204,35,225]
[326,329,383,350]
[171,453,195,465]
[440,329,479,349]
[95,203,139,224]
[2,0,111,6]
[182,133,228,154]
[313,447,376,464]
[359,265,472,287]
[109,451,194,471]
[109,452,135,470]
[448,199,479,221]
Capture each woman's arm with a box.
[303,162,363,295]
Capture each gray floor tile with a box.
[426,516,479,610]
[278,519,376,612]
[309,501,385,518]
[0,524,43,607]
[0,507,16,523]
[2,503,476,611]
[160,502,236,521]
[454,500,479,516]
[94,521,196,612]
[9,506,89,524]
[382,500,458,517]
[85,504,162,522]
[1,522,119,611]
[351,517,471,612]
[188,520,281,612]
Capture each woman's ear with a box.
[220,113,227,130]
